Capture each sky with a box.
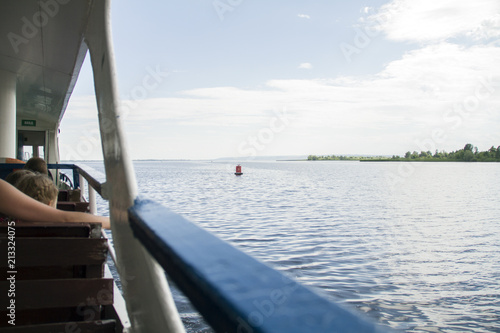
[59,0,500,160]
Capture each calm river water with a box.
[83,160,500,332]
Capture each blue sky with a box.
[59,0,500,160]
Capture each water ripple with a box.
[86,160,500,333]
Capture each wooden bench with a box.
[0,221,119,332]
[56,202,91,213]
[57,190,90,213]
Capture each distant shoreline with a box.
[359,159,500,163]
[306,144,500,163]
[282,159,500,163]
[297,158,500,163]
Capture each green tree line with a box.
[308,144,500,162]
[307,154,362,161]
[399,143,500,162]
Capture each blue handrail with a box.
[129,199,390,333]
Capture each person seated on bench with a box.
[0,179,110,229]
[16,172,59,208]
[24,156,48,175]
[24,156,53,181]
[5,169,34,187]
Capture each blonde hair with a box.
[5,169,34,186]
[16,173,58,206]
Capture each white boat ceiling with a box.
[0,0,91,128]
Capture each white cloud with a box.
[128,44,499,145]
[62,96,98,119]
[61,42,500,159]
[362,7,372,14]
[297,14,310,19]
[371,0,500,43]
[298,62,313,69]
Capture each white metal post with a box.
[84,1,186,332]
[46,129,60,180]
[89,186,97,215]
[0,69,17,159]
[79,174,86,202]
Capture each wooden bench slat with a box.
[0,319,116,333]
[0,222,102,238]
[0,238,108,267]
[57,201,90,213]
[0,266,76,280]
[0,306,102,327]
[0,225,91,238]
[0,264,105,280]
[0,278,114,310]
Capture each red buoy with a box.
[235,165,243,176]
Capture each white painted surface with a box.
[0,69,16,158]
[84,1,186,332]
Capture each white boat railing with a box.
[83,1,186,331]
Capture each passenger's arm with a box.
[0,179,110,229]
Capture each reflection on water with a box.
[84,160,500,332]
